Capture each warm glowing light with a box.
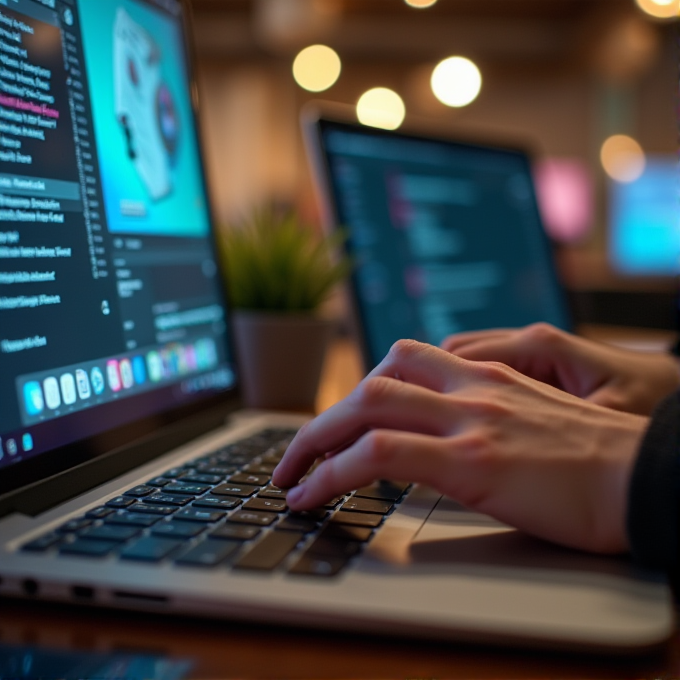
[600,135,646,183]
[404,0,438,7]
[292,44,341,92]
[431,57,482,108]
[635,0,678,19]
[356,88,406,130]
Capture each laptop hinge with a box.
[0,404,232,519]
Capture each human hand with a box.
[441,323,680,416]
[273,340,649,554]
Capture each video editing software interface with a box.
[321,123,570,367]
[0,0,234,471]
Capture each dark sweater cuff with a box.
[626,391,680,572]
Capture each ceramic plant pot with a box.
[232,311,333,411]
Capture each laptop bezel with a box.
[302,104,574,373]
[0,0,242,503]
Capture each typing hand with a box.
[273,340,649,554]
[442,323,680,416]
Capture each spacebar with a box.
[233,530,304,571]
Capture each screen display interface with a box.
[320,122,571,368]
[0,0,234,473]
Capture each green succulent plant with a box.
[218,207,350,312]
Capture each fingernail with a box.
[287,485,305,505]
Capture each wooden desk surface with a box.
[3,330,679,678]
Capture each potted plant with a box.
[219,207,349,411]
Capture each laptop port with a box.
[72,585,95,600]
[22,579,39,596]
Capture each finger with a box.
[273,377,459,489]
[285,430,451,510]
[440,329,515,353]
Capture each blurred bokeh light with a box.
[431,57,482,107]
[600,135,646,183]
[404,0,438,7]
[292,44,341,92]
[356,88,406,130]
[634,0,679,19]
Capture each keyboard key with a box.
[210,524,260,541]
[212,483,258,498]
[242,462,277,475]
[306,536,362,558]
[105,512,162,528]
[330,511,383,528]
[85,506,115,520]
[276,516,318,533]
[80,524,140,542]
[319,524,373,542]
[22,533,62,552]
[174,508,225,523]
[124,485,155,498]
[323,497,345,510]
[354,481,408,502]
[341,498,393,515]
[192,497,240,511]
[181,473,223,485]
[197,465,237,477]
[57,518,92,534]
[257,486,288,499]
[175,539,241,567]
[163,483,212,496]
[242,498,286,513]
[144,493,192,507]
[120,537,182,562]
[152,521,206,539]
[233,530,303,571]
[146,477,171,488]
[261,450,285,464]
[228,510,277,527]
[162,467,188,479]
[229,473,271,486]
[106,496,136,509]
[289,554,349,577]
[131,503,176,516]
[60,539,118,557]
[289,509,327,522]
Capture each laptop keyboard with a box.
[20,428,409,577]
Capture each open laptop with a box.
[0,0,674,653]
[303,109,573,371]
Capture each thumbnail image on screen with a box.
[77,0,210,237]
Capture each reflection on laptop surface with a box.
[0,0,673,654]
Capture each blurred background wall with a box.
[189,0,679,327]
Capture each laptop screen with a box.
[0,0,235,476]
[311,119,571,369]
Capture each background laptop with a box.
[303,110,572,371]
[0,0,674,654]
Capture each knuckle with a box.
[388,338,424,363]
[522,322,561,347]
[361,430,394,468]
[475,360,513,384]
[353,376,395,408]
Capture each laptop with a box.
[303,108,573,371]
[0,0,674,653]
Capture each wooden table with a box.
[3,329,679,678]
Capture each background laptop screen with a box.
[0,0,234,473]
[316,120,571,369]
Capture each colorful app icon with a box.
[75,369,91,399]
[43,376,61,410]
[22,433,33,452]
[196,339,217,370]
[132,356,146,384]
[60,373,77,405]
[107,360,122,392]
[6,438,17,456]
[23,381,44,416]
[146,351,163,382]
[119,358,134,389]
[184,344,197,371]
[161,348,177,378]
[91,366,105,395]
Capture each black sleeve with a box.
[626,391,680,578]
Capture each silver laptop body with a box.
[0,0,673,654]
